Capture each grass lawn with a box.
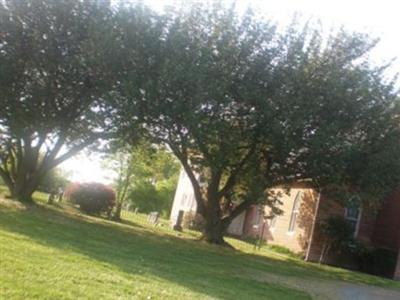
[0,191,399,299]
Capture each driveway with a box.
[241,270,400,300]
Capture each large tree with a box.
[0,0,121,201]
[114,4,400,245]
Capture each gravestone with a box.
[148,211,160,226]
[173,210,184,231]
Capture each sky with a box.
[61,0,400,184]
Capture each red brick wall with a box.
[306,190,400,280]
[306,195,377,263]
[357,210,376,245]
[372,189,400,250]
[243,188,318,254]
[240,186,400,279]
[305,194,342,263]
[395,251,400,280]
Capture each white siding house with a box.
[170,170,246,236]
[170,170,198,226]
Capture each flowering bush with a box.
[65,182,115,216]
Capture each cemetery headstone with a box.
[148,211,160,226]
[173,210,184,231]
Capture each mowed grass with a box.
[0,192,399,299]
[0,202,310,299]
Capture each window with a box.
[344,205,362,237]
[288,192,302,233]
[181,194,187,207]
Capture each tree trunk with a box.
[12,185,35,202]
[203,218,227,245]
[0,171,14,197]
[9,167,45,203]
[202,190,231,245]
[113,202,123,221]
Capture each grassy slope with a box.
[0,203,310,299]
[0,191,399,299]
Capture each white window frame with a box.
[288,192,302,234]
[344,206,362,238]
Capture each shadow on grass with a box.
[119,217,147,231]
[0,203,313,300]
[230,238,400,289]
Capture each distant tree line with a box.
[103,141,180,220]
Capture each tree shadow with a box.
[0,204,311,299]
[234,245,398,289]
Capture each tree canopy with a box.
[0,0,119,201]
[113,4,400,244]
[0,1,399,245]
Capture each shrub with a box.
[127,180,177,218]
[182,211,206,231]
[353,246,398,277]
[319,216,398,277]
[319,215,354,263]
[65,182,116,215]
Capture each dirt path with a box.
[242,270,400,300]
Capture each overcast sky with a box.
[62,0,400,184]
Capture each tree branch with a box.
[222,198,254,226]
[217,144,257,198]
[169,143,207,216]
[51,137,98,167]
[119,162,133,204]
[8,143,17,181]
[0,165,14,192]
[44,133,67,162]
[35,131,47,151]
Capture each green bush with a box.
[321,216,354,249]
[128,180,176,217]
[65,183,115,216]
[182,211,206,231]
[318,215,354,263]
[320,216,397,277]
[354,247,398,278]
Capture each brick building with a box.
[170,170,400,280]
